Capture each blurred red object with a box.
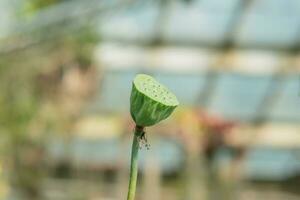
[196,109,236,160]
[196,110,235,135]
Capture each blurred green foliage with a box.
[0,0,99,198]
[23,0,66,16]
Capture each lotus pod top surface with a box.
[130,74,179,127]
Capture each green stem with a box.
[127,126,143,200]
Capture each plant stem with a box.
[127,126,143,200]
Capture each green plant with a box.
[127,74,179,200]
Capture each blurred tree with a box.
[0,0,99,199]
[0,53,42,200]
[23,0,67,17]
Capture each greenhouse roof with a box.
[2,0,300,50]
[90,44,300,123]
[1,0,300,123]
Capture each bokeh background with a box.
[1,0,300,199]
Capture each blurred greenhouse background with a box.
[1,0,300,199]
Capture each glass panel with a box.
[269,75,300,121]
[163,0,241,44]
[207,73,271,120]
[235,0,300,47]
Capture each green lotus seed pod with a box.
[130,74,179,127]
